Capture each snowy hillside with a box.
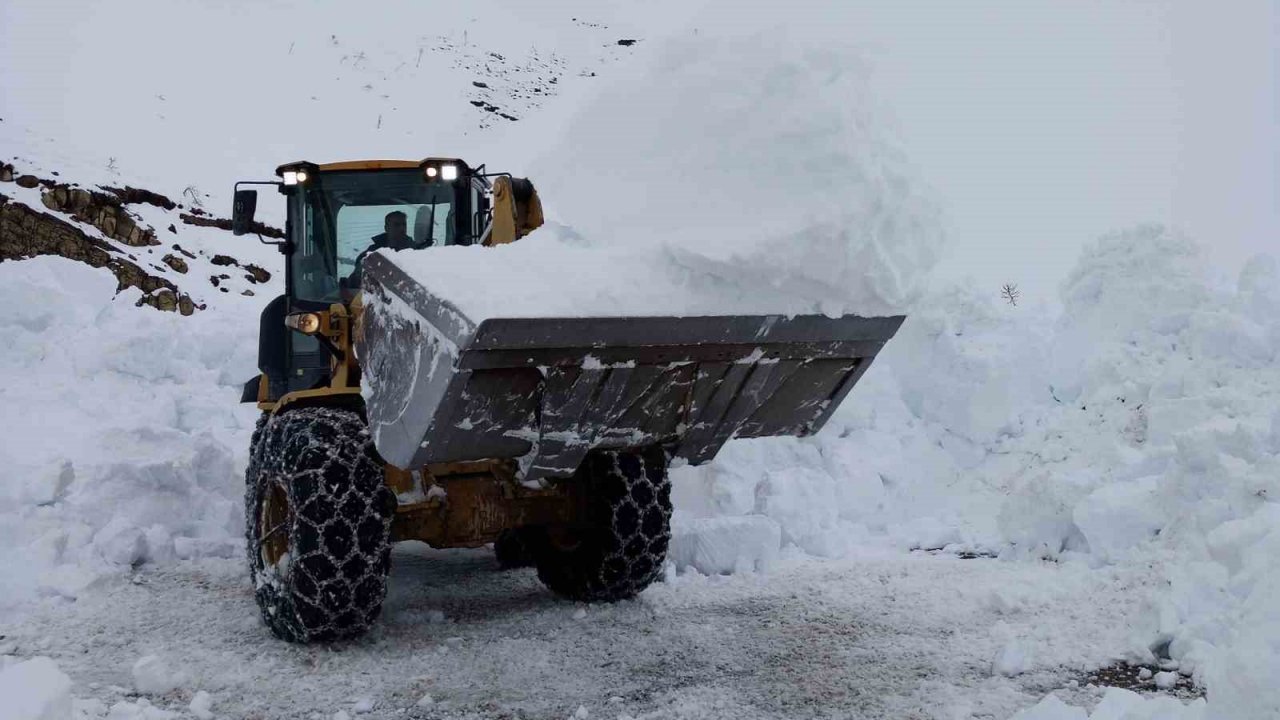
[3,1,1278,719]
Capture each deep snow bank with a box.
[672,225,1280,716]
[0,258,261,606]
[386,33,943,320]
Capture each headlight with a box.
[285,312,322,334]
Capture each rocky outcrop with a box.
[1,160,276,315]
[39,183,160,247]
[101,186,177,211]
[0,193,198,315]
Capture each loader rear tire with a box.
[246,407,394,643]
[533,447,671,602]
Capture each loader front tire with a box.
[533,447,671,602]
[246,407,394,643]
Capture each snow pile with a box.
[0,257,261,606]
[384,33,943,320]
[673,225,1280,716]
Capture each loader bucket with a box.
[358,253,905,485]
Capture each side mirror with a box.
[232,190,258,236]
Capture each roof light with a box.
[440,164,459,181]
[282,170,299,186]
[295,170,309,183]
[425,166,439,178]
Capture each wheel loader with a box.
[231,157,905,643]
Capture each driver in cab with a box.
[347,210,420,290]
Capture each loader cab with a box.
[234,158,493,401]
[276,158,488,305]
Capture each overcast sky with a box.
[816,0,1278,299]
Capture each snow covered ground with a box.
[6,545,1172,720]
[3,1,1278,719]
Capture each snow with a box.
[668,516,780,576]
[1,0,1277,718]
[187,691,213,720]
[1014,689,1207,720]
[994,639,1034,678]
[0,657,72,720]
[130,655,184,696]
[383,32,942,321]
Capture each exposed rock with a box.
[180,211,284,239]
[171,243,195,259]
[101,186,177,210]
[16,175,39,189]
[0,193,196,314]
[167,224,177,234]
[161,253,189,273]
[210,254,238,267]
[0,164,13,182]
[209,275,220,288]
[244,263,271,283]
[133,289,196,316]
[242,289,255,296]
[39,183,159,247]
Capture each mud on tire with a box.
[245,407,394,643]
[533,447,671,602]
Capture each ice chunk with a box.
[131,654,184,695]
[993,639,1033,677]
[93,517,146,566]
[189,690,214,720]
[1072,477,1165,561]
[669,516,781,575]
[0,657,72,720]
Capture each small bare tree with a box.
[183,185,204,209]
[1001,283,1020,306]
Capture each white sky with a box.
[807,0,1278,298]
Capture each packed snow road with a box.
[12,546,1156,719]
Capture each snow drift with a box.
[672,225,1280,716]
[0,257,259,605]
